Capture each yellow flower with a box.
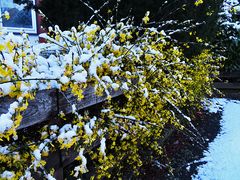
[142,16,149,24]
[119,33,126,42]
[6,41,14,53]
[194,0,203,6]
[0,44,5,51]
[142,11,150,24]
[4,11,10,20]
[145,54,153,61]
[196,37,203,43]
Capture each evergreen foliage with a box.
[15,0,224,56]
[216,0,240,72]
[37,0,223,56]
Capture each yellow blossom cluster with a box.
[0,11,220,179]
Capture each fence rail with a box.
[214,71,240,98]
[1,71,238,179]
[0,86,122,130]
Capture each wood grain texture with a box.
[220,71,240,79]
[45,129,174,177]
[214,82,240,90]
[0,87,122,130]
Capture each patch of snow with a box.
[33,149,41,161]
[121,133,127,140]
[102,76,113,83]
[89,116,97,129]
[111,83,120,90]
[193,98,240,180]
[121,82,129,91]
[219,0,240,30]
[84,123,93,136]
[76,148,88,174]
[60,76,70,84]
[58,124,77,143]
[20,171,32,180]
[101,109,110,113]
[80,54,92,63]
[72,104,77,113]
[1,171,14,179]
[58,130,77,142]
[46,174,56,180]
[110,66,121,72]
[100,137,106,156]
[50,125,59,131]
[71,71,88,83]
[204,98,228,113]
[142,87,149,98]
[0,83,13,95]
[0,146,9,155]
[0,113,13,133]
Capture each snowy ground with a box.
[193,98,240,180]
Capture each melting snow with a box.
[193,98,240,180]
[100,137,106,156]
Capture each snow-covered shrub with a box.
[0,7,221,180]
[217,0,240,71]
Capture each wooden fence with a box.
[214,71,240,98]
[0,86,122,130]
[0,86,123,179]
[0,71,239,179]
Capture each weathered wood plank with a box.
[45,128,174,178]
[220,71,240,79]
[0,87,122,130]
[214,82,240,90]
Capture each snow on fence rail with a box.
[0,86,122,130]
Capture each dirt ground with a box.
[139,110,222,180]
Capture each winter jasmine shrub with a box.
[0,3,222,180]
